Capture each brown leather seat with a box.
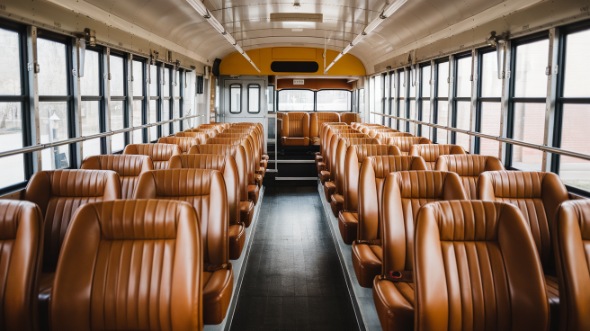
[25,169,121,320]
[367,127,398,139]
[51,199,203,331]
[170,154,245,260]
[189,144,254,227]
[281,112,310,146]
[176,130,211,141]
[340,112,361,125]
[318,127,361,178]
[353,159,430,287]
[337,146,402,244]
[158,136,201,153]
[123,143,182,169]
[435,154,504,199]
[81,154,154,199]
[372,171,467,330]
[134,169,233,324]
[409,143,466,169]
[374,131,413,144]
[554,199,590,331]
[479,170,569,327]
[413,200,549,331]
[0,200,43,331]
[386,136,432,155]
[329,137,381,217]
[310,112,341,145]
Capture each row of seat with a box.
[278,111,361,146]
[0,121,265,330]
[317,122,590,331]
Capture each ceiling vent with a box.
[270,13,323,22]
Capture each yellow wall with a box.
[219,47,365,76]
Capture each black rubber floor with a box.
[230,185,359,331]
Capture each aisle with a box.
[230,185,359,331]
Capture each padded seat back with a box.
[123,143,182,169]
[435,154,504,199]
[81,154,154,199]
[320,123,347,154]
[358,157,429,242]
[158,136,202,153]
[282,112,310,138]
[206,137,242,145]
[367,127,398,138]
[175,131,210,141]
[375,131,413,144]
[169,154,240,226]
[134,169,229,267]
[386,136,432,155]
[51,199,202,331]
[554,199,590,331]
[333,137,380,196]
[310,112,340,144]
[478,171,569,274]
[343,145,401,212]
[25,170,121,272]
[380,171,466,272]
[410,144,466,169]
[414,200,549,331]
[340,113,361,124]
[0,200,43,331]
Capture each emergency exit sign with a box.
[293,79,305,85]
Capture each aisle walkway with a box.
[230,185,358,331]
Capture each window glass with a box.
[437,61,449,98]
[80,50,100,96]
[0,103,24,186]
[111,101,125,151]
[248,84,261,113]
[317,90,351,111]
[40,102,69,169]
[173,70,180,96]
[0,28,21,95]
[514,39,549,98]
[437,102,448,143]
[81,101,101,158]
[481,51,502,98]
[230,84,242,113]
[375,76,383,115]
[560,157,590,191]
[110,55,125,96]
[38,39,68,95]
[455,101,471,151]
[563,29,590,98]
[267,85,274,112]
[559,104,590,189]
[149,99,157,140]
[456,56,472,98]
[480,102,501,137]
[133,60,144,95]
[149,64,158,97]
[512,102,545,145]
[409,69,416,98]
[512,146,543,171]
[162,67,170,98]
[422,65,431,98]
[279,89,313,111]
[133,99,143,143]
[161,101,170,136]
[173,99,180,133]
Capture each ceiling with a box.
[81,0,549,71]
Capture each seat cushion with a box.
[352,243,382,288]
[229,224,246,260]
[338,211,358,244]
[330,193,344,217]
[373,279,415,331]
[203,268,234,325]
[240,200,255,227]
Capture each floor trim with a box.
[317,182,383,331]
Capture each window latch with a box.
[28,62,40,73]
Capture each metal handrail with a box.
[0,114,205,158]
[371,112,590,162]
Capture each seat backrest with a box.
[158,136,200,153]
[175,131,210,142]
[343,145,401,212]
[206,137,242,145]
[282,112,310,138]
[195,143,248,199]
[340,113,361,125]
[554,199,590,331]
[169,154,240,225]
[409,144,466,169]
[357,157,429,242]
[435,154,504,199]
[386,136,432,155]
[123,143,182,169]
[380,171,467,272]
[81,154,154,199]
[414,200,548,331]
[0,200,43,331]
[51,199,202,331]
[310,112,341,143]
[478,171,569,274]
[134,169,228,267]
[25,170,121,272]
[367,127,398,138]
[333,137,380,196]
[319,123,347,154]
[375,131,413,144]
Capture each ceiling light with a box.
[186,0,209,18]
[382,0,408,18]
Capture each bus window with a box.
[248,84,260,114]
[230,84,242,114]
[317,90,351,112]
[110,54,126,152]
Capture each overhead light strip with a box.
[324,0,408,73]
[186,0,260,72]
